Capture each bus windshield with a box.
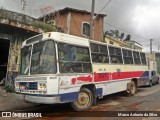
[20,40,57,75]
[20,46,32,75]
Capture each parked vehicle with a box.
[142,70,159,87]
[146,70,159,87]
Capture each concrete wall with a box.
[105,36,127,47]
[148,60,157,71]
[155,53,160,74]
[125,42,143,51]
[0,29,38,86]
[146,53,156,61]
[146,53,160,73]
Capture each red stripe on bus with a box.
[94,71,144,82]
[94,72,110,82]
[112,71,144,80]
[71,75,92,84]
[77,76,92,82]
[71,71,145,83]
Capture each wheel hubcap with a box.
[77,92,89,105]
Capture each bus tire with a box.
[156,78,159,84]
[149,80,152,87]
[71,88,93,111]
[128,81,137,96]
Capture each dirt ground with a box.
[0,86,35,111]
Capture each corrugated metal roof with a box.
[40,7,106,19]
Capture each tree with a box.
[114,30,119,38]
[108,30,114,37]
[125,34,131,41]
[104,31,109,36]
[119,33,124,40]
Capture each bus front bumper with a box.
[16,93,61,104]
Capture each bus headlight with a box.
[38,83,47,89]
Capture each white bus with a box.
[15,32,149,111]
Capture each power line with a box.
[94,0,112,20]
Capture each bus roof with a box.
[23,32,90,47]
[22,32,145,53]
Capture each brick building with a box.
[40,7,106,41]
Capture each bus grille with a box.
[19,82,38,90]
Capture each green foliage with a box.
[115,30,119,38]
[32,21,56,32]
[104,30,131,41]
[119,33,124,40]
[125,34,131,41]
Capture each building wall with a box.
[146,53,160,73]
[156,56,160,74]
[146,53,156,61]
[0,25,39,87]
[105,36,127,47]
[6,32,35,86]
[55,12,104,41]
[55,13,68,33]
[125,42,143,51]
[148,60,157,71]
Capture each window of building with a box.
[122,49,133,64]
[109,46,123,64]
[90,43,109,63]
[82,22,90,37]
[58,43,91,73]
[140,52,147,65]
[133,51,141,64]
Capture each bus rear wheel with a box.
[149,80,152,87]
[128,81,137,96]
[71,88,93,111]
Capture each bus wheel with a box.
[149,80,152,87]
[71,88,93,111]
[156,79,159,84]
[128,81,137,96]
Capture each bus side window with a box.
[133,51,141,64]
[90,43,109,63]
[109,46,123,64]
[140,52,147,65]
[58,42,91,73]
[122,49,133,64]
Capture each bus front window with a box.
[20,46,32,75]
[31,40,56,74]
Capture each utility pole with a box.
[90,0,95,40]
[150,39,153,53]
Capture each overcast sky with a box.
[1,0,160,52]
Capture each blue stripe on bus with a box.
[60,92,78,102]
[16,92,79,102]
[96,88,103,97]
